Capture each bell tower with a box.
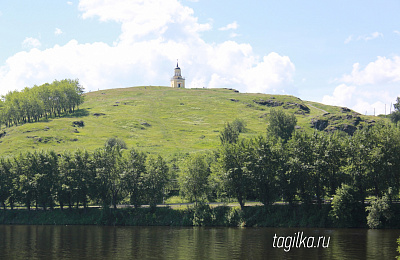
[171,60,185,88]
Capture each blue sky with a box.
[0,0,399,115]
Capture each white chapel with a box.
[171,60,185,88]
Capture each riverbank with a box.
[1,204,400,228]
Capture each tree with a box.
[390,97,400,125]
[142,155,169,210]
[366,193,393,229]
[105,137,127,150]
[218,139,253,210]
[249,136,280,206]
[121,148,147,208]
[58,151,75,210]
[34,151,58,210]
[92,146,124,209]
[329,184,364,227]
[286,131,315,204]
[267,108,297,143]
[12,152,36,210]
[179,153,210,205]
[0,158,12,209]
[219,122,239,144]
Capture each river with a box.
[0,225,399,259]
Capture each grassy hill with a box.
[0,86,380,159]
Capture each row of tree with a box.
[216,121,400,209]
[1,117,400,212]
[0,79,84,128]
[0,142,168,211]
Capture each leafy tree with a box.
[142,155,169,210]
[0,158,12,209]
[267,108,297,143]
[390,97,400,125]
[34,151,58,210]
[286,131,315,204]
[92,146,124,209]
[231,118,247,133]
[324,132,347,196]
[218,139,253,210]
[330,184,364,227]
[105,137,127,150]
[249,136,280,206]
[12,152,36,210]
[219,122,239,144]
[179,153,210,205]
[58,151,75,210]
[121,148,147,208]
[366,194,393,229]
[72,150,94,209]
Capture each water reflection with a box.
[0,225,399,259]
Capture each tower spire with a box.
[176,59,179,68]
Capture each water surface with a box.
[0,225,399,259]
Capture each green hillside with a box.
[0,86,379,158]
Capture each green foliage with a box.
[226,207,245,227]
[330,184,364,227]
[105,137,127,150]
[92,146,124,209]
[121,148,147,208]
[390,97,400,125]
[267,108,297,142]
[366,194,393,229]
[192,202,213,226]
[142,155,169,209]
[0,79,84,128]
[397,236,400,260]
[219,122,239,144]
[179,153,210,205]
[231,118,247,133]
[217,139,253,209]
[249,136,280,206]
[0,158,12,209]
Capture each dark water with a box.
[0,225,399,259]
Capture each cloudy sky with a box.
[0,0,399,115]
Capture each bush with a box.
[192,202,213,226]
[227,207,245,227]
[366,195,393,229]
[105,137,127,149]
[329,184,365,227]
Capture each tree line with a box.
[0,79,84,129]
[0,140,168,211]
[0,112,399,216]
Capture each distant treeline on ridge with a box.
[0,79,84,128]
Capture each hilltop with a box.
[0,86,379,158]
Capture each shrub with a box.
[366,195,393,229]
[329,184,365,227]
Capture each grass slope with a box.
[0,86,379,159]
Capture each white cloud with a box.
[323,84,395,115]
[0,0,296,97]
[323,56,400,115]
[54,28,63,35]
[394,30,400,36]
[219,21,238,31]
[344,35,353,44]
[22,37,41,49]
[344,31,383,44]
[67,1,73,5]
[322,84,356,107]
[341,56,400,85]
[362,31,383,41]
